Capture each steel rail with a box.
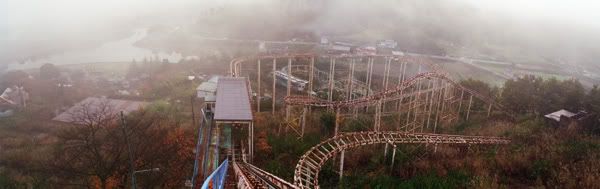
[233,162,298,189]
[293,132,510,189]
[229,54,442,78]
[284,71,505,112]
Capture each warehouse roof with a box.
[214,77,253,122]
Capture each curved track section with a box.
[293,132,510,189]
[230,53,442,77]
[285,71,504,110]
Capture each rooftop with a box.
[196,76,220,92]
[53,97,148,124]
[214,77,253,122]
[544,109,575,122]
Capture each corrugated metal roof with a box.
[544,109,575,122]
[196,76,220,92]
[214,77,253,121]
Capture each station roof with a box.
[214,77,253,122]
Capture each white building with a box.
[197,76,220,104]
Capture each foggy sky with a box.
[2,0,600,66]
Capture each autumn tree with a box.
[48,100,194,188]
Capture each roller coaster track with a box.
[282,64,372,97]
[229,53,442,78]
[285,71,504,111]
[233,161,298,189]
[293,132,510,189]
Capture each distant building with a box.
[52,97,148,124]
[274,71,308,91]
[327,45,352,54]
[0,86,29,118]
[320,37,329,45]
[392,50,405,56]
[377,40,398,49]
[355,46,376,55]
[197,76,220,104]
[544,109,593,127]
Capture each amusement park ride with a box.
[193,53,512,189]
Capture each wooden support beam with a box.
[257,59,261,112]
[466,95,473,121]
[272,58,276,115]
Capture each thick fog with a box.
[2,0,600,68]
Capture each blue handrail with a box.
[190,109,206,187]
[201,159,229,189]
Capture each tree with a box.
[40,63,60,80]
[586,85,600,113]
[48,100,194,188]
[1,70,30,87]
[501,75,544,114]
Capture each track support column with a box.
[301,106,307,138]
[309,57,314,96]
[287,58,292,96]
[466,95,473,121]
[328,58,336,102]
[257,59,261,112]
[339,150,345,181]
[272,58,276,115]
[335,107,340,135]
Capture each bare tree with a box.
[48,101,194,188]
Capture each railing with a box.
[191,109,207,187]
[201,159,229,189]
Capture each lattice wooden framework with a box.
[293,132,510,189]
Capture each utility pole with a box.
[120,111,136,189]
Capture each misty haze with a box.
[1,0,599,188]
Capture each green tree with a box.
[39,63,60,80]
[501,75,543,114]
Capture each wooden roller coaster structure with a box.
[226,53,513,189]
[293,132,510,189]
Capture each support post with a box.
[335,107,340,136]
[301,106,307,138]
[309,57,314,96]
[396,89,404,130]
[466,95,473,121]
[487,103,492,117]
[328,58,335,102]
[374,100,382,131]
[384,143,388,157]
[458,89,464,115]
[272,58,276,115]
[339,150,345,181]
[391,145,397,169]
[367,58,373,96]
[434,79,444,133]
[287,58,292,97]
[384,57,391,90]
[257,59,261,112]
[347,59,355,100]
